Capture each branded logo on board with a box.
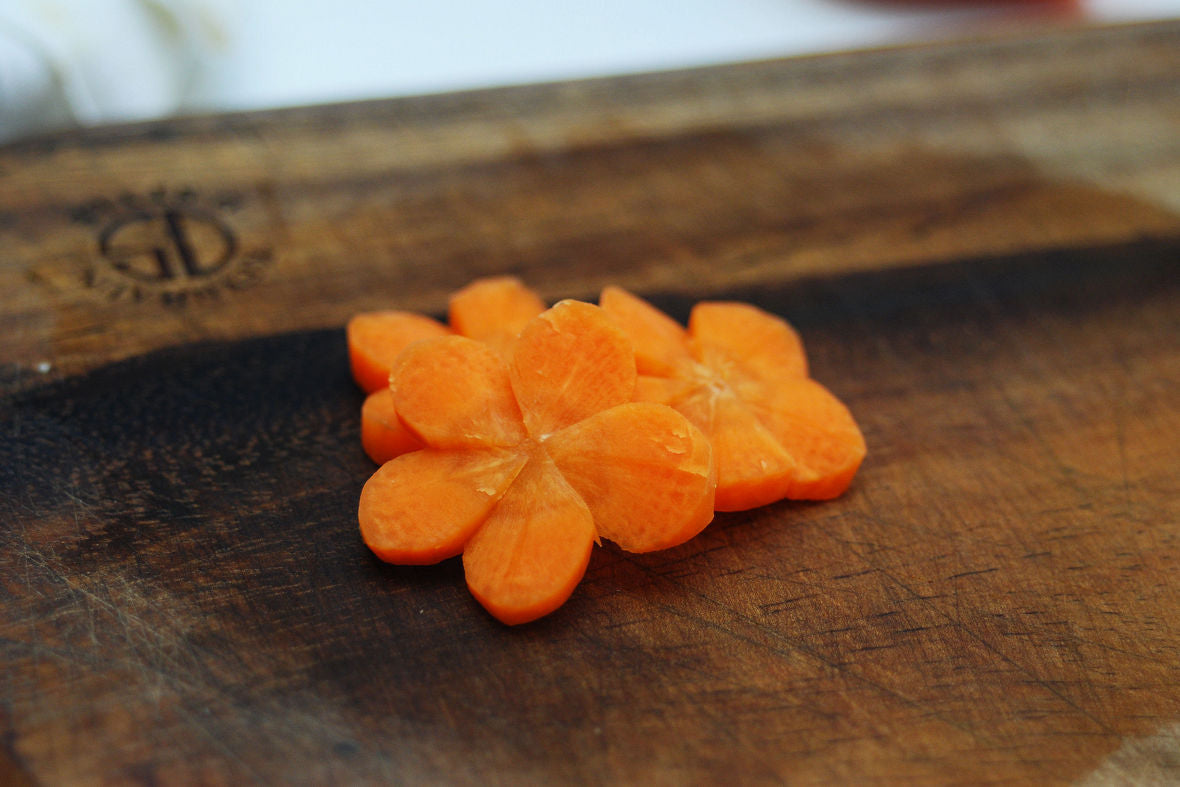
[72,188,274,306]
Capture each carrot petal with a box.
[744,377,866,500]
[361,388,422,464]
[679,388,801,512]
[509,300,637,439]
[347,311,451,393]
[633,373,699,408]
[545,402,716,553]
[392,336,528,449]
[599,286,693,376]
[448,276,547,356]
[689,301,808,386]
[463,452,596,625]
[359,448,528,565]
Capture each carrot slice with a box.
[392,336,527,450]
[545,402,716,552]
[632,361,797,514]
[742,377,866,500]
[359,448,528,565]
[601,287,863,509]
[599,286,693,376]
[355,297,740,624]
[360,388,422,464]
[463,451,596,625]
[700,393,800,511]
[689,301,808,385]
[633,374,697,410]
[509,299,637,439]
[449,276,546,357]
[643,377,800,511]
[347,311,451,393]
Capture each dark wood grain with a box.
[3,21,1178,382]
[2,20,1179,786]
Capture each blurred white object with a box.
[1,0,1178,144]
[0,0,234,142]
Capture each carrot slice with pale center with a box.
[545,402,715,552]
[393,336,527,449]
[650,377,799,511]
[509,299,637,439]
[449,275,546,357]
[602,287,862,510]
[361,388,422,464]
[463,451,596,625]
[741,377,866,500]
[599,286,693,376]
[359,448,528,565]
[347,311,451,393]
[357,298,727,624]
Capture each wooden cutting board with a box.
[3,20,1178,786]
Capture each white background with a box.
[189,0,1180,111]
[1,0,1178,142]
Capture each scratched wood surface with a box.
[2,20,1179,786]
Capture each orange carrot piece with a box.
[359,448,528,565]
[463,451,596,625]
[599,286,693,376]
[600,287,863,509]
[509,299,637,439]
[633,374,696,410]
[689,302,863,500]
[392,336,527,450]
[449,275,546,357]
[699,393,800,511]
[742,377,866,500]
[689,301,808,384]
[358,299,720,624]
[545,402,715,552]
[637,378,799,511]
[347,311,451,393]
[360,388,422,464]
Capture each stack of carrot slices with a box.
[347,277,865,625]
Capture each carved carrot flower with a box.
[357,300,716,625]
[599,286,865,510]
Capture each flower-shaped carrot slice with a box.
[358,299,716,625]
[600,286,865,511]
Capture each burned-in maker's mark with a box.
[72,188,273,307]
